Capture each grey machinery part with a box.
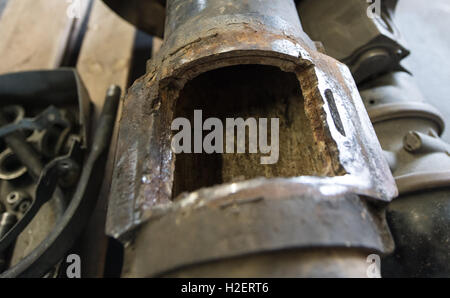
[297,0,409,84]
[359,73,450,277]
[298,0,450,277]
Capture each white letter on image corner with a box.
[366,254,381,278]
[171,117,192,153]
[66,254,81,278]
[367,0,381,19]
[66,0,81,19]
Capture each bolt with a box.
[404,131,422,152]
[5,191,31,213]
[18,201,31,214]
[6,191,20,205]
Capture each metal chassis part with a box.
[107,0,396,277]
[0,69,90,147]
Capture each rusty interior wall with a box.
[171,64,339,197]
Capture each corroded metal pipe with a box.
[107,0,397,277]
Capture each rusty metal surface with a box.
[107,0,396,242]
[360,72,450,195]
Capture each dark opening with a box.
[172,64,326,198]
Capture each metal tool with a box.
[0,85,121,277]
[0,106,69,139]
[0,69,91,277]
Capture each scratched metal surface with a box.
[396,0,450,142]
